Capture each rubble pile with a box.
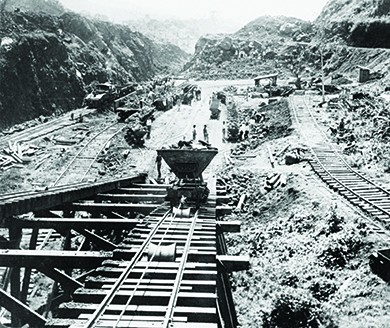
[218,169,256,210]
[0,142,40,171]
[231,99,293,155]
[324,92,390,170]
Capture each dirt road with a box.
[132,79,254,181]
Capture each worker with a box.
[139,98,144,109]
[156,153,162,179]
[146,118,152,138]
[177,96,182,111]
[222,121,226,142]
[196,88,201,100]
[203,125,209,143]
[243,122,250,140]
[239,123,245,140]
[192,125,197,141]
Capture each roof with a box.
[254,73,278,80]
[357,66,370,71]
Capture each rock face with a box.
[0,11,188,128]
[184,16,314,80]
[316,0,390,48]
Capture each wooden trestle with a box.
[0,175,248,327]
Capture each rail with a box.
[290,94,390,240]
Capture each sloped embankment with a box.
[0,11,188,128]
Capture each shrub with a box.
[264,291,321,328]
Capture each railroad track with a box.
[46,194,223,328]
[0,108,95,147]
[53,121,126,186]
[290,95,390,241]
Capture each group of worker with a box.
[192,124,209,143]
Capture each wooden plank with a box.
[37,267,83,293]
[0,175,147,220]
[217,255,250,272]
[74,229,117,251]
[0,250,112,268]
[73,288,217,306]
[67,203,158,215]
[11,218,139,230]
[115,188,167,195]
[216,221,241,232]
[96,194,166,203]
[216,206,232,216]
[0,289,46,326]
[58,302,216,317]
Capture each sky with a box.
[59,0,330,26]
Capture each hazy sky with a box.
[59,0,330,25]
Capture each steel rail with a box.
[52,122,120,186]
[82,210,172,328]
[162,210,198,328]
[111,209,181,327]
[80,125,127,182]
[290,95,390,227]
[302,95,390,198]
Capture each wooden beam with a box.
[57,303,216,321]
[208,195,231,205]
[217,255,250,272]
[216,206,232,216]
[216,221,241,233]
[9,227,22,328]
[0,174,146,220]
[74,229,117,251]
[0,250,112,268]
[115,188,167,195]
[66,203,159,215]
[0,288,46,326]
[96,194,166,203]
[12,218,139,230]
[37,266,83,293]
[21,228,39,303]
[132,183,170,189]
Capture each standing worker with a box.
[146,117,152,138]
[156,153,162,179]
[222,121,226,143]
[203,124,209,143]
[192,125,197,141]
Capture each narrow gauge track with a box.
[46,198,222,328]
[53,122,126,186]
[290,95,390,241]
[0,108,95,147]
[0,120,126,321]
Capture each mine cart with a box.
[157,147,218,209]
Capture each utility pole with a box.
[320,47,326,103]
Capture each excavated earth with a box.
[0,79,389,327]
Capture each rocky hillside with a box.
[316,0,390,48]
[184,16,315,80]
[126,17,237,54]
[1,0,65,15]
[0,11,188,128]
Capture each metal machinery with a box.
[84,83,118,109]
[157,148,218,209]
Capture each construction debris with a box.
[0,142,41,170]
